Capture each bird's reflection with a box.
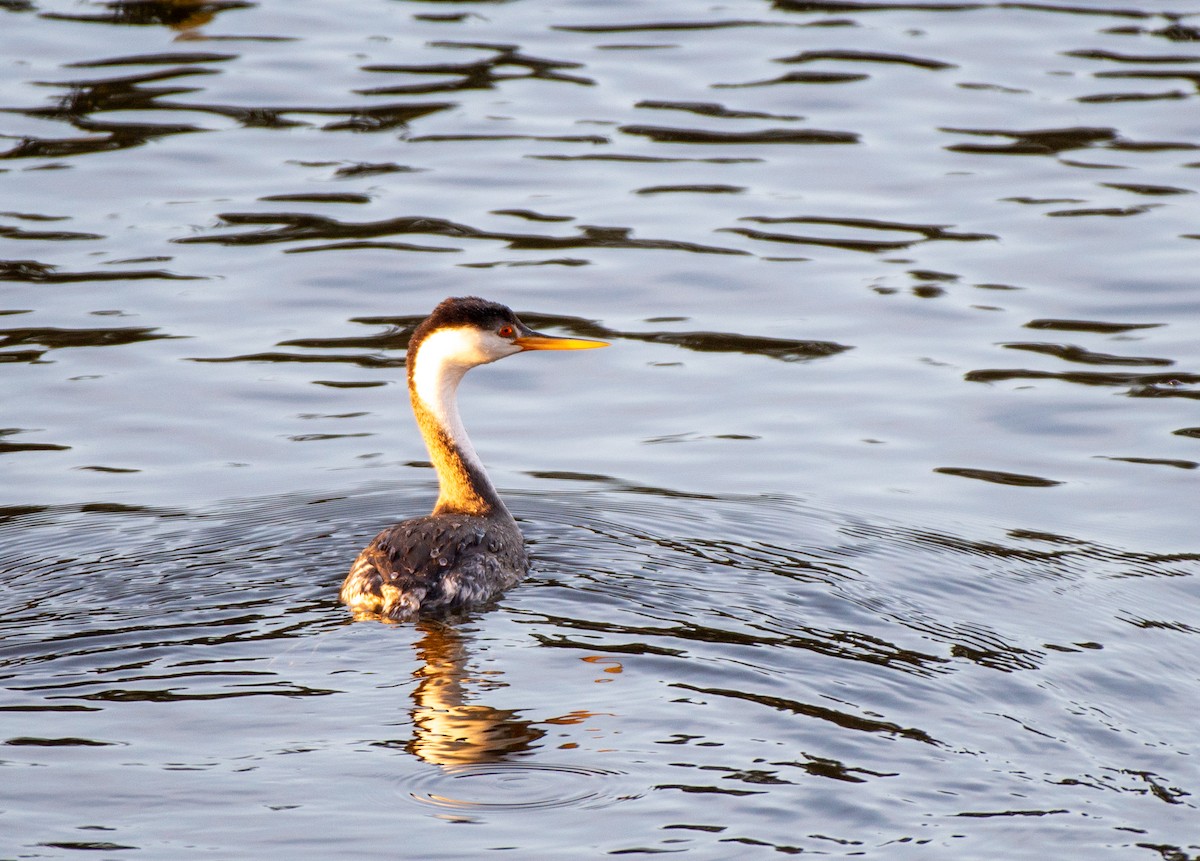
[47,0,246,36]
[404,620,545,766]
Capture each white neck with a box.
[412,329,474,445]
[409,327,507,516]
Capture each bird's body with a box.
[340,296,606,621]
[342,511,527,620]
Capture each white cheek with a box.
[468,328,516,362]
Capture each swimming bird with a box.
[340,296,608,621]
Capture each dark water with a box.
[2,1,1199,858]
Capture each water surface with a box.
[2,0,1198,858]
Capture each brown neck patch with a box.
[412,398,502,517]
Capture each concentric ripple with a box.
[405,762,633,812]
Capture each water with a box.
[2,0,1198,858]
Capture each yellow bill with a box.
[515,333,609,351]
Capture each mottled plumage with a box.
[341,512,527,620]
[340,296,605,622]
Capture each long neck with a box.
[409,336,509,518]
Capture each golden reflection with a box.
[581,654,623,682]
[403,622,619,765]
[405,620,544,766]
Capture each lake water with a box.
[2,0,1198,858]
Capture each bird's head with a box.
[409,296,608,376]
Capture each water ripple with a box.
[172,211,750,256]
[3,0,1200,855]
[405,762,633,812]
[359,42,595,95]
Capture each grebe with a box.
[340,296,608,621]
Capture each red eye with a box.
[498,325,515,338]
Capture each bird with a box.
[340,296,608,621]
